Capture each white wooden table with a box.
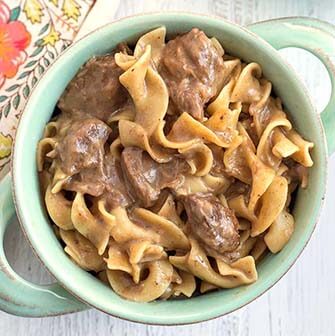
[1,1,335,335]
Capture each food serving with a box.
[37,27,314,302]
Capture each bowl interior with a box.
[13,13,327,324]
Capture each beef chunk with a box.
[58,55,128,122]
[121,147,184,207]
[181,193,240,254]
[64,168,106,197]
[121,147,159,207]
[117,42,133,55]
[103,154,133,209]
[160,28,225,120]
[283,158,308,188]
[57,118,110,175]
[63,153,132,208]
[225,181,250,201]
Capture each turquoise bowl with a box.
[0,13,335,324]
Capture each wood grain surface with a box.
[1,0,335,335]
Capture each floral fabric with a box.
[0,0,95,177]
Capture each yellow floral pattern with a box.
[0,0,95,178]
[62,0,81,21]
[42,26,60,46]
[0,134,12,159]
[23,0,44,24]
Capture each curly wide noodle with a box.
[37,27,314,302]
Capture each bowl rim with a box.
[11,11,328,325]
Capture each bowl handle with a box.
[248,17,335,156]
[0,174,88,316]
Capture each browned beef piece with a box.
[181,193,240,254]
[63,152,132,208]
[121,148,160,208]
[57,118,111,176]
[159,28,225,120]
[64,168,106,197]
[116,42,133,55]
[57,118,133,208]
[283,158,308,188]
[103,154,133,209]
[225,180,250,201]
[121,147,185,207]
[58,55,128,122]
